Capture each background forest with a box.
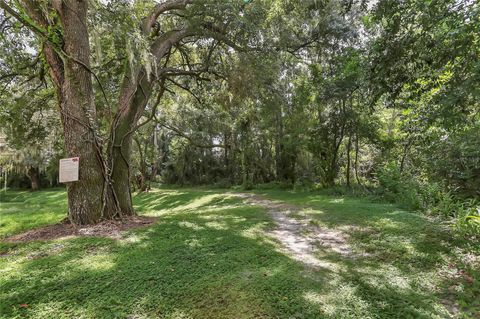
[0,0,479,238]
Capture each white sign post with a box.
[59,157,79,183]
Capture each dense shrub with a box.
[453,203,480,240]
[426,125,480,198]
[376,162,423,210]
[376,162,480,240]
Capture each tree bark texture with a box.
[53,0,111,224]
[27,166,40,191]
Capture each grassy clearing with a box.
[0,187,478,318]
[0,189,67,239]
[255,189,480,316]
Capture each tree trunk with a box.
[134,136,148,192]
[241,121,251,189]
[110,122,135,215]
[13,0,116,224]
[354,133,362,185]
[224,131,231,179]
[55,0,113,225]
[346,134,352,188]
[325,131,344,186]
[149,127,158,188]
[399,137,412,173]
[27,166,40,191]
[275,108,284,181]
[109,67,154,214]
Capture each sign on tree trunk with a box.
[59,157,79,183]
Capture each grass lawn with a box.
[0,187,478,318]
[0,189,67,238]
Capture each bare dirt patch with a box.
[3,216,157,243]
[233,193,354,269]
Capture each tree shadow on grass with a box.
[1,200,454,319]
[134,188,221,213]
[260,191,460,272]
[0,189,67,239]
[134,189,242,217]
[0,188,66,204]
[251,190,474,316]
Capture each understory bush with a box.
[453,204,480,240]
[212,178,233,189]
[376,162,480,240]
[254,181,294,190]
[376,162,424,210]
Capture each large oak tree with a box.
[0,0,257,224]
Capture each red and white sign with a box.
[59,157,79,183]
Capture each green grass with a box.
[0,189,67,238]
[0,187,478,318]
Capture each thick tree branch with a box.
[151,28,194,61]
[200,30,245,52]
[133,79,166,132]
[0,1,47,36]
[160,67,208,77]
[155,117,225,149]
[0,1,65,88]
[144,0,194,34]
